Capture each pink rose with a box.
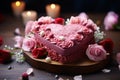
[22,37,36,51]
[0,49,11,63]
[14,36,24,48]
[104,11,119,30]
[86,44,107,61]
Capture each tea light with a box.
[22,10,37,25]
[46,4,60,18]
[11,1,25,17]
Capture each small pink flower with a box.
[104,11,119,30]
[86,44,107,61]
[116,52,120,64]
[22,37,36,51]
[14,36,24,48]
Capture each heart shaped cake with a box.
[21,15,110,64]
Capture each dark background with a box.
[0,0,120,14]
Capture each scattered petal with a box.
[118,65,120,70]
[26,68,33,75]
[8,65,12,70]
[102,69,111,73]
[14,28,21,36]
[58,77,64,80]
[74,75,82,80]
[55,75,59,79]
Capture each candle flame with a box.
[16,1,21,7]
[27,11,31,16]
[50,4,56,9]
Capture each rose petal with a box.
[74,75,82,80]
[26,68,33,75]
[102,69,111,73]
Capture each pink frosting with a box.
[86,44,107,61]
[38,23,94,48]
[25,16,97,49]
[38,16,54,24]
[69,16,97,30]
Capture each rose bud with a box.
[55,18,65,25]
[99,38,114,53]
[86,44,107,61]
[22,72,29,80]
[0,49,11,63]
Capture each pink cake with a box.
[29,16,98,63]
[23,15,108,64]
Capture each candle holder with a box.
[46,4,60,18]
[21,10,37,25]
[11,1,26,17]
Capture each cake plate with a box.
[24,52,110,75]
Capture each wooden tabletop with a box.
[0,13,120,80]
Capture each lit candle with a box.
[46,4,60,18]
[11,1,25,17]
[21,10,37,25]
